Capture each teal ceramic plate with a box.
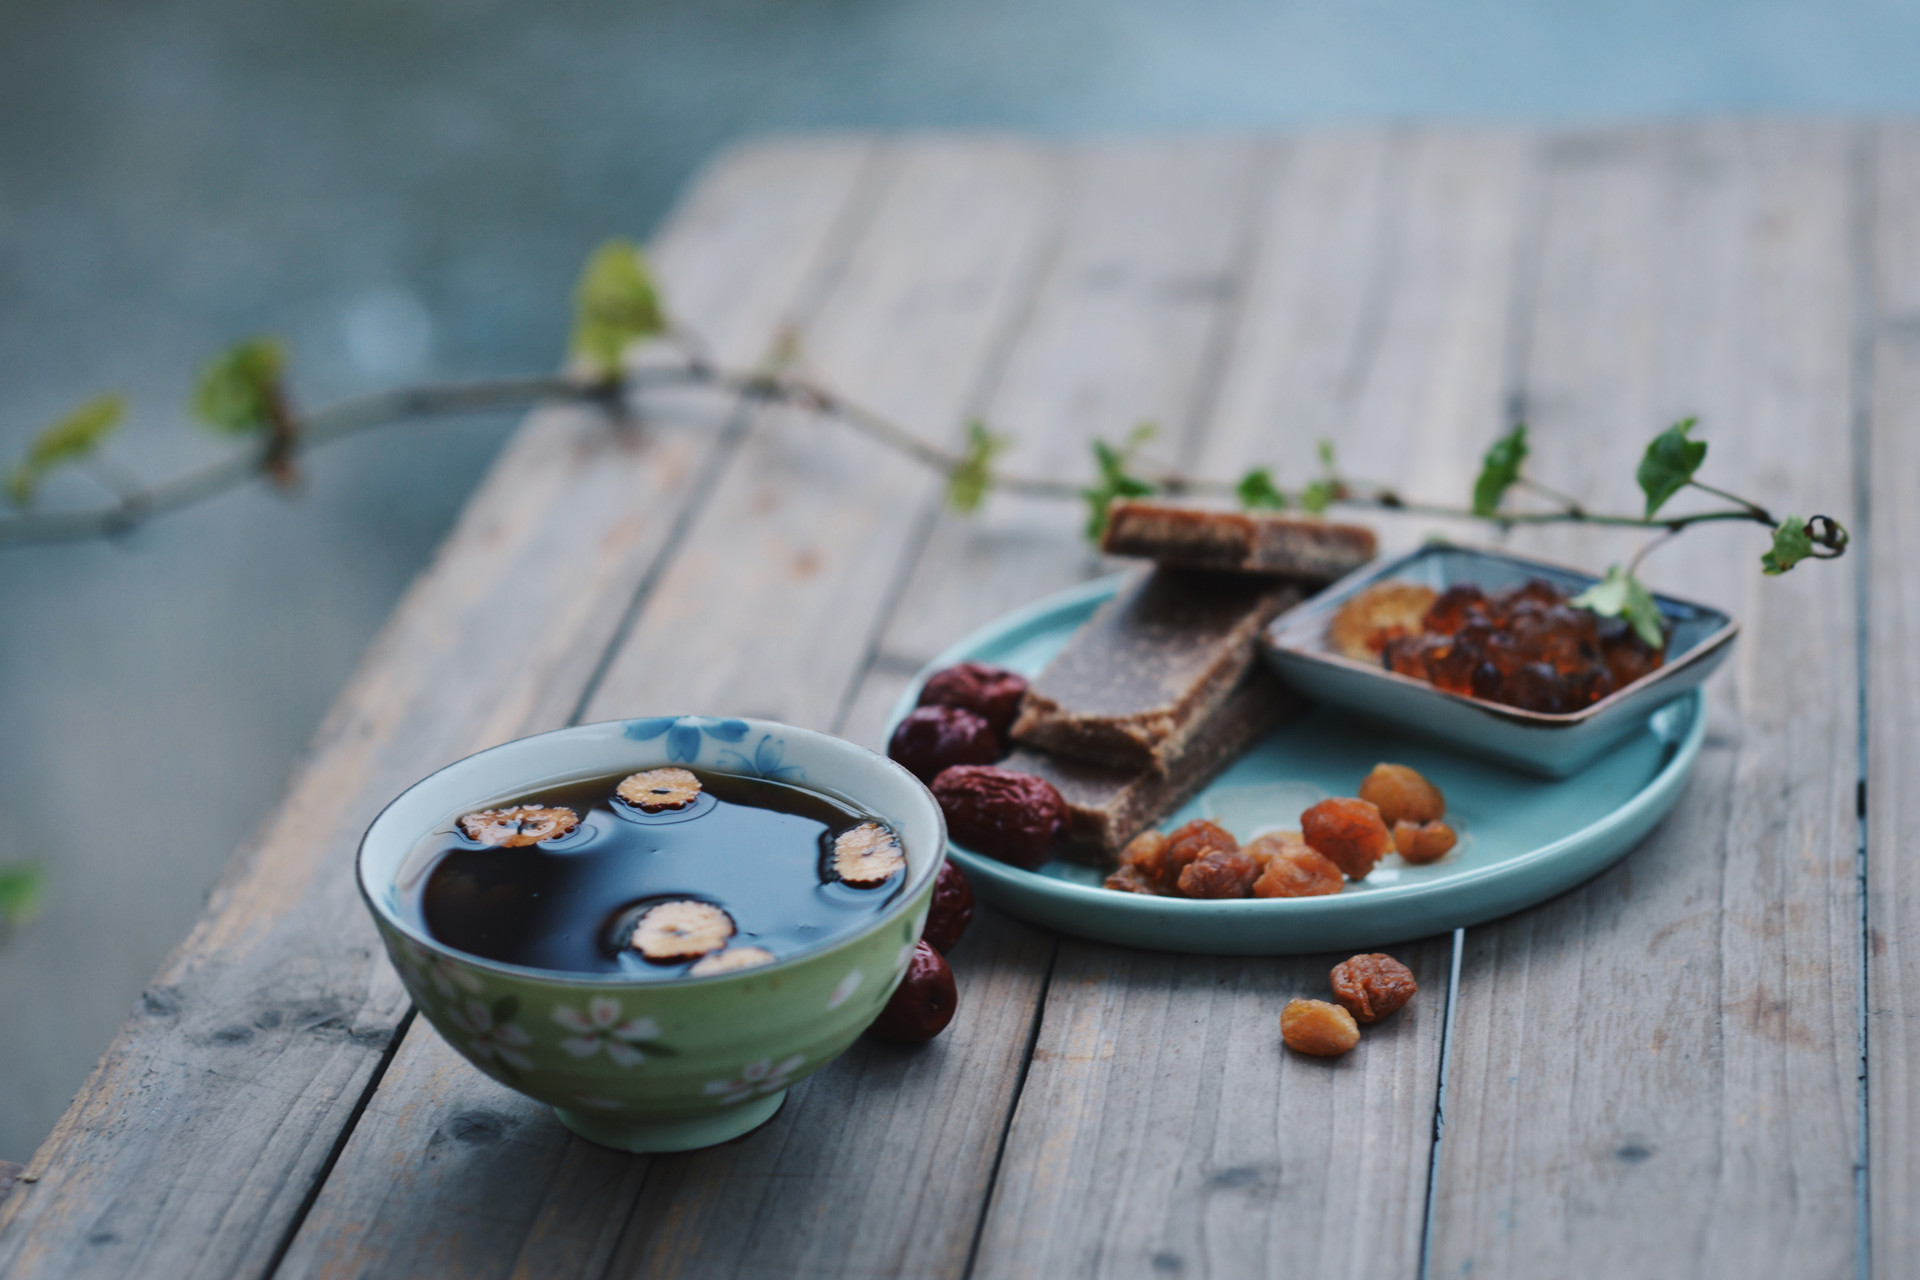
[889,575,1706,955]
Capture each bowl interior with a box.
[357,715,944,983]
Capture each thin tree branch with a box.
[0,354,1819,551]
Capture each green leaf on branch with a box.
[0,863,45,929]
[1637,417,1707,517]
[1081,422,1157,540]
[1295,437,1341,513]
[1471,423,1529,517]
[194,339,286,436]
[570,239,666,380]
[5,394,125,507]
[1761,514,1816,575]
[947,420,1009,514]
[1236,467,1286,510]
[1572,564,1666,649]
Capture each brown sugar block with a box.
[1001,669,1297,855]
[1099,499,1377,582]
[1010,568,1303,772]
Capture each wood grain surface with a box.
[1867,121,1920,1279]
[969,129,1530,1280]
[1425,122,1864,1280]
[0,124,1897,1280]
[0,135,883,1280]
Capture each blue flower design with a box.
[718,732,805,782]
[666,722,702,762]
[623,717,679,742]
[622,716,754,763]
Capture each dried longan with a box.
[1251,844,1346,898]
[1358,763,1445,827]
[1103,865,1161,894]
[1158,820,1239,895]
[1118,829,1170,883]
[1300,797,1392,880]
[1329,954,1417,1023]
[1176,847,1259,899]
[1281,998,1360,1057]
[1393,820,1457,864]
[1243,830,1304,870]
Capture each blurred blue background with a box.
[3,0,1918,1158]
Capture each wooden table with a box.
[1,122,1912,1279]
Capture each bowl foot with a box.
[553,1090,786,1153]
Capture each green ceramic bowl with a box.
[357,716,944,1152]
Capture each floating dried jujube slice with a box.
[688,945,776,976]
[458,805,580,847]
[632,900,735,962]
[616,767,704,812]
[833,822,906,887]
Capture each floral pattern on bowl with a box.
[358,716,946,1152]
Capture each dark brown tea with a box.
[409,767,907,979]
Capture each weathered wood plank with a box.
[0,136,882,1280]
[1867,121,1920,1278]
[273,137,1071,1280]
[853,137,1267,691]
[970,128,1533,1280]
[1428,122,1863,1279]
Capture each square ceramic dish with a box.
[1260,542,1737,777]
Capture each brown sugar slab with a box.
[1100,499,1377,582]
[1009,567,1302,772]
[1003,668,1298,855]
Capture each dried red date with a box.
[888,705,1000,782]
[917,662,1029,738]
[922,860,975,954]
[868,940,958,1043]
[931,765,1070,869]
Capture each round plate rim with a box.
[887,573,1707,946]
